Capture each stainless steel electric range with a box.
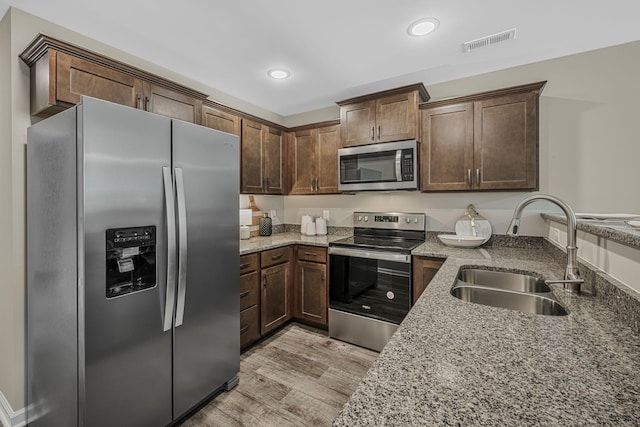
[328,212,426,352]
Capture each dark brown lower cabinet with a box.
[259,247,292,336]
[412,256,445,304]
[240,253,260,349]
[294,246,328,328]
[261,262,292,335]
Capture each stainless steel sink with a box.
[457,268,551,293]
[451,268,568,316]
[451,284,568,316]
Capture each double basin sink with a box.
[451,268,568,316]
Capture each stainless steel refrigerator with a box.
[26,96,240,426]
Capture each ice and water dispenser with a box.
[106,226,157,298]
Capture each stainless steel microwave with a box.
[338,140,418,192]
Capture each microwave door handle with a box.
[395,150,402,181]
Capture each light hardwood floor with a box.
[181,323,378,426]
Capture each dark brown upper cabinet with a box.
[421,81,546,192]
[20,35,207,121]
[337,84,430,147]
[201,102,241,136]
[241,120,286,194]
[289,122,341,195]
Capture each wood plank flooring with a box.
[181,323,378,427]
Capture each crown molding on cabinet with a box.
[419,81,547,109]
[336,83,430,106]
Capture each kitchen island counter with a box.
[334,240,640,426]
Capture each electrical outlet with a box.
[553,228,560,242]
[270,209,277,218]
[323,210,330,220]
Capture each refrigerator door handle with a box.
[174,167,188,327]
[162,166,177,332]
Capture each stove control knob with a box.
[405,218,411,224]
[414,218,419,224]
[357,215,363,222]
[364,216,369,222]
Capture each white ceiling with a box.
[3,1,640,117]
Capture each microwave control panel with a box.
[401,149,414,181]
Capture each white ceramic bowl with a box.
[437,234,488,248]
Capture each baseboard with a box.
[0,391,25,427]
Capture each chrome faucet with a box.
[507,194,584,292]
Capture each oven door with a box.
[328,247,411,324]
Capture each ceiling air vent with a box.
[463,28,516,52]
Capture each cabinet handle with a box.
[240,325,250,334]
[476,169,481,185]
[265,177,269,190]
[240,290,250,298]
[144,96,149,111]
[263,277,267,288]
[467,169,472,186]
[378,126,381,139]
[303,251,317,256]
[271,254,283,261]
[240,263,250,270]
[136,95,142,109]
[371,126,375,141]
[315,178,319,192]
[310,178,315,191]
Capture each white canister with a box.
[306,221,317,236]
[301,215,313,235]
[315,217,327,236]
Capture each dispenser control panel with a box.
[105,226,157,298]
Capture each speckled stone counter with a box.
[543,213,640,249]
[239,232,349,255]
[333,241,640,426]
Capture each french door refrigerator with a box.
[26,96,240,427]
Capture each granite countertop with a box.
[334,240,640,426]
[542,213,640,249]
[239,232,348,255]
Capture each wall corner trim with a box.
[0,391,25,427]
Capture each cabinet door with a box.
[421,103,474,191]
[376,92,419,143]
[290,130,317,194]
[240,305,260,349]
[412,257,444,304]
[340,100,375,147]
[54,50,143,110]
[261,262,291,335]
[241,120,265,193]
[295,260,327,327]
[143,82,202,124]
[316,125,340,193]
[473,92,538,190]
[202,104,241,136]
[264,127,285,194]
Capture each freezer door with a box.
[172,120,240,418]
[81,97,173,427]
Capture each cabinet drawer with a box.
[240,253,259,274]
[297,245,327,263]
[240,270,259,311]
[240,305,260,349]
[261,247,291,269]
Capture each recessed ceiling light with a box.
[407,18,440,37]
[267,69,290,79]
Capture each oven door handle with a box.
[328,247,411,263]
